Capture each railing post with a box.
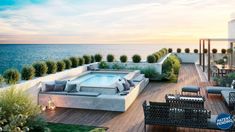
[203,40,205,72]
[199,39,201,65]
[208,39,211,81]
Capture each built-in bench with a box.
[205,86,235,97]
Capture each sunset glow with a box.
[0,0,234,44]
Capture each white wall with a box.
[0,63,98,104]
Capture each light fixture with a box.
[48,97,56,111]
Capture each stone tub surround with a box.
[39,78,149,112]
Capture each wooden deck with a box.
[43,64,229,132]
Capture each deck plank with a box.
[42,64,228,132]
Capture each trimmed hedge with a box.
[63,59,72,69]
[57,61,66,72]
[3,68,20,84]
[147,55,156,63]
[46,60,57,74]
[162,55,180,80]
[107,54,115,62]
[120,55,127,63]
[83,55,91,64]
[194,49,198,53]
[132,54,141,63]
[90,55,95,63]
[212,48,217,54]
[33,62,48,77]
[99,61,109,69]
[203,49,208,53]
[185,48,190,53]
[69,57,79,68]
[21,65,35,80]
[153,52,161,62]
[94,54,102,62]
[227,48,233,54]
[78,57,85,66]
[177,48,181,53]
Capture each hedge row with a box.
[146,48,168,63]
[1,54,103,85]
[170,48,232,54]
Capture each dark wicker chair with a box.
[143,101,211,131]
[229,92,235,108]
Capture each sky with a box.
[0,0,234,44]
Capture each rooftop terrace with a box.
[43,64,228,132]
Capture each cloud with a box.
[0,0,235,44]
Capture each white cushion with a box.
[116,82,124,92]
[65,82,81,92]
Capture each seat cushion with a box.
[133,74,145,82]
[206,86,233,94]
[40,91,68,95]
[67,92,101,97]
[182,86,199,92]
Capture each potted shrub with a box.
[83,55,91,64]
[69,57,79,68]
[78,57,85,66]
[63,59,72,69]
[177,48,181,53]
[132,54,141,63]
[3,68,20,84]
[120,55,127,63]
[57,61,66,72]
[221,49,226,54]
[90,55,95,63]
[94,54,102,62]
[194,49,198,53]
[153,52,161,62]
[99,61,109,69]
[21,65,35,80]
[212,48,217,54]
[227,48,233,54]
[168,48,173,53]
[107,54,115,62]
[185,48,190,53]
[46,60,57,74]
[33,62,48,77]
[147,55,156,63]
[203,49,208,53]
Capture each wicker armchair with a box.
[229,92,235,107]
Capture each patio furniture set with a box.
[143,85,235,131]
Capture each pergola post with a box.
[208,39,211,81]
[199,39,202,65]
[230,42,234,66]
[203,40,205,72]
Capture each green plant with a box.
[176,48,181,53]
[168,55,181,74]
[46,61,57,74]
[185,48,190,53]
[162,55,180,80]
[194,49,198,53]
[141,67,159,78]
[0,74,4,86]
[214,72,235,87]
[21,65,35,80]
[132,54,141,63]
[120,55,127,63]
[69,57,79,68]
[107,54,115,62]
[112,63,125,70]
[203,49,208,53]
[63,59,72,69]
[83,55,91,64]
[33,62,48,77]
[147,55,156,63]
[227,48,233,54]
[212,48,217,54]
[153,52,161,62]
[90,55,95,63]
[0,88,47,131]
[3,69,20,84]
[94,54,102,62]
[78,57,84,66]
[56,61,65,72]
[221,49,226,54]
[99,61,109,69]
[168,48,173,53]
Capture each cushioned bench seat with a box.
[205,86,235,96]
[133,74,145,82]
[40,91,101,97]
[181,86,200,95]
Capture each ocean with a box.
[0,44,226,74]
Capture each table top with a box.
[166,94,204,101]
[215,64,235,70]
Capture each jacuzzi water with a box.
[72,72,127,87]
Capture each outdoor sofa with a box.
[142,101,234,131]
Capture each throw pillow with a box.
[45,84,55,92]
[54,84,66,91]
[66,84,77,93]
